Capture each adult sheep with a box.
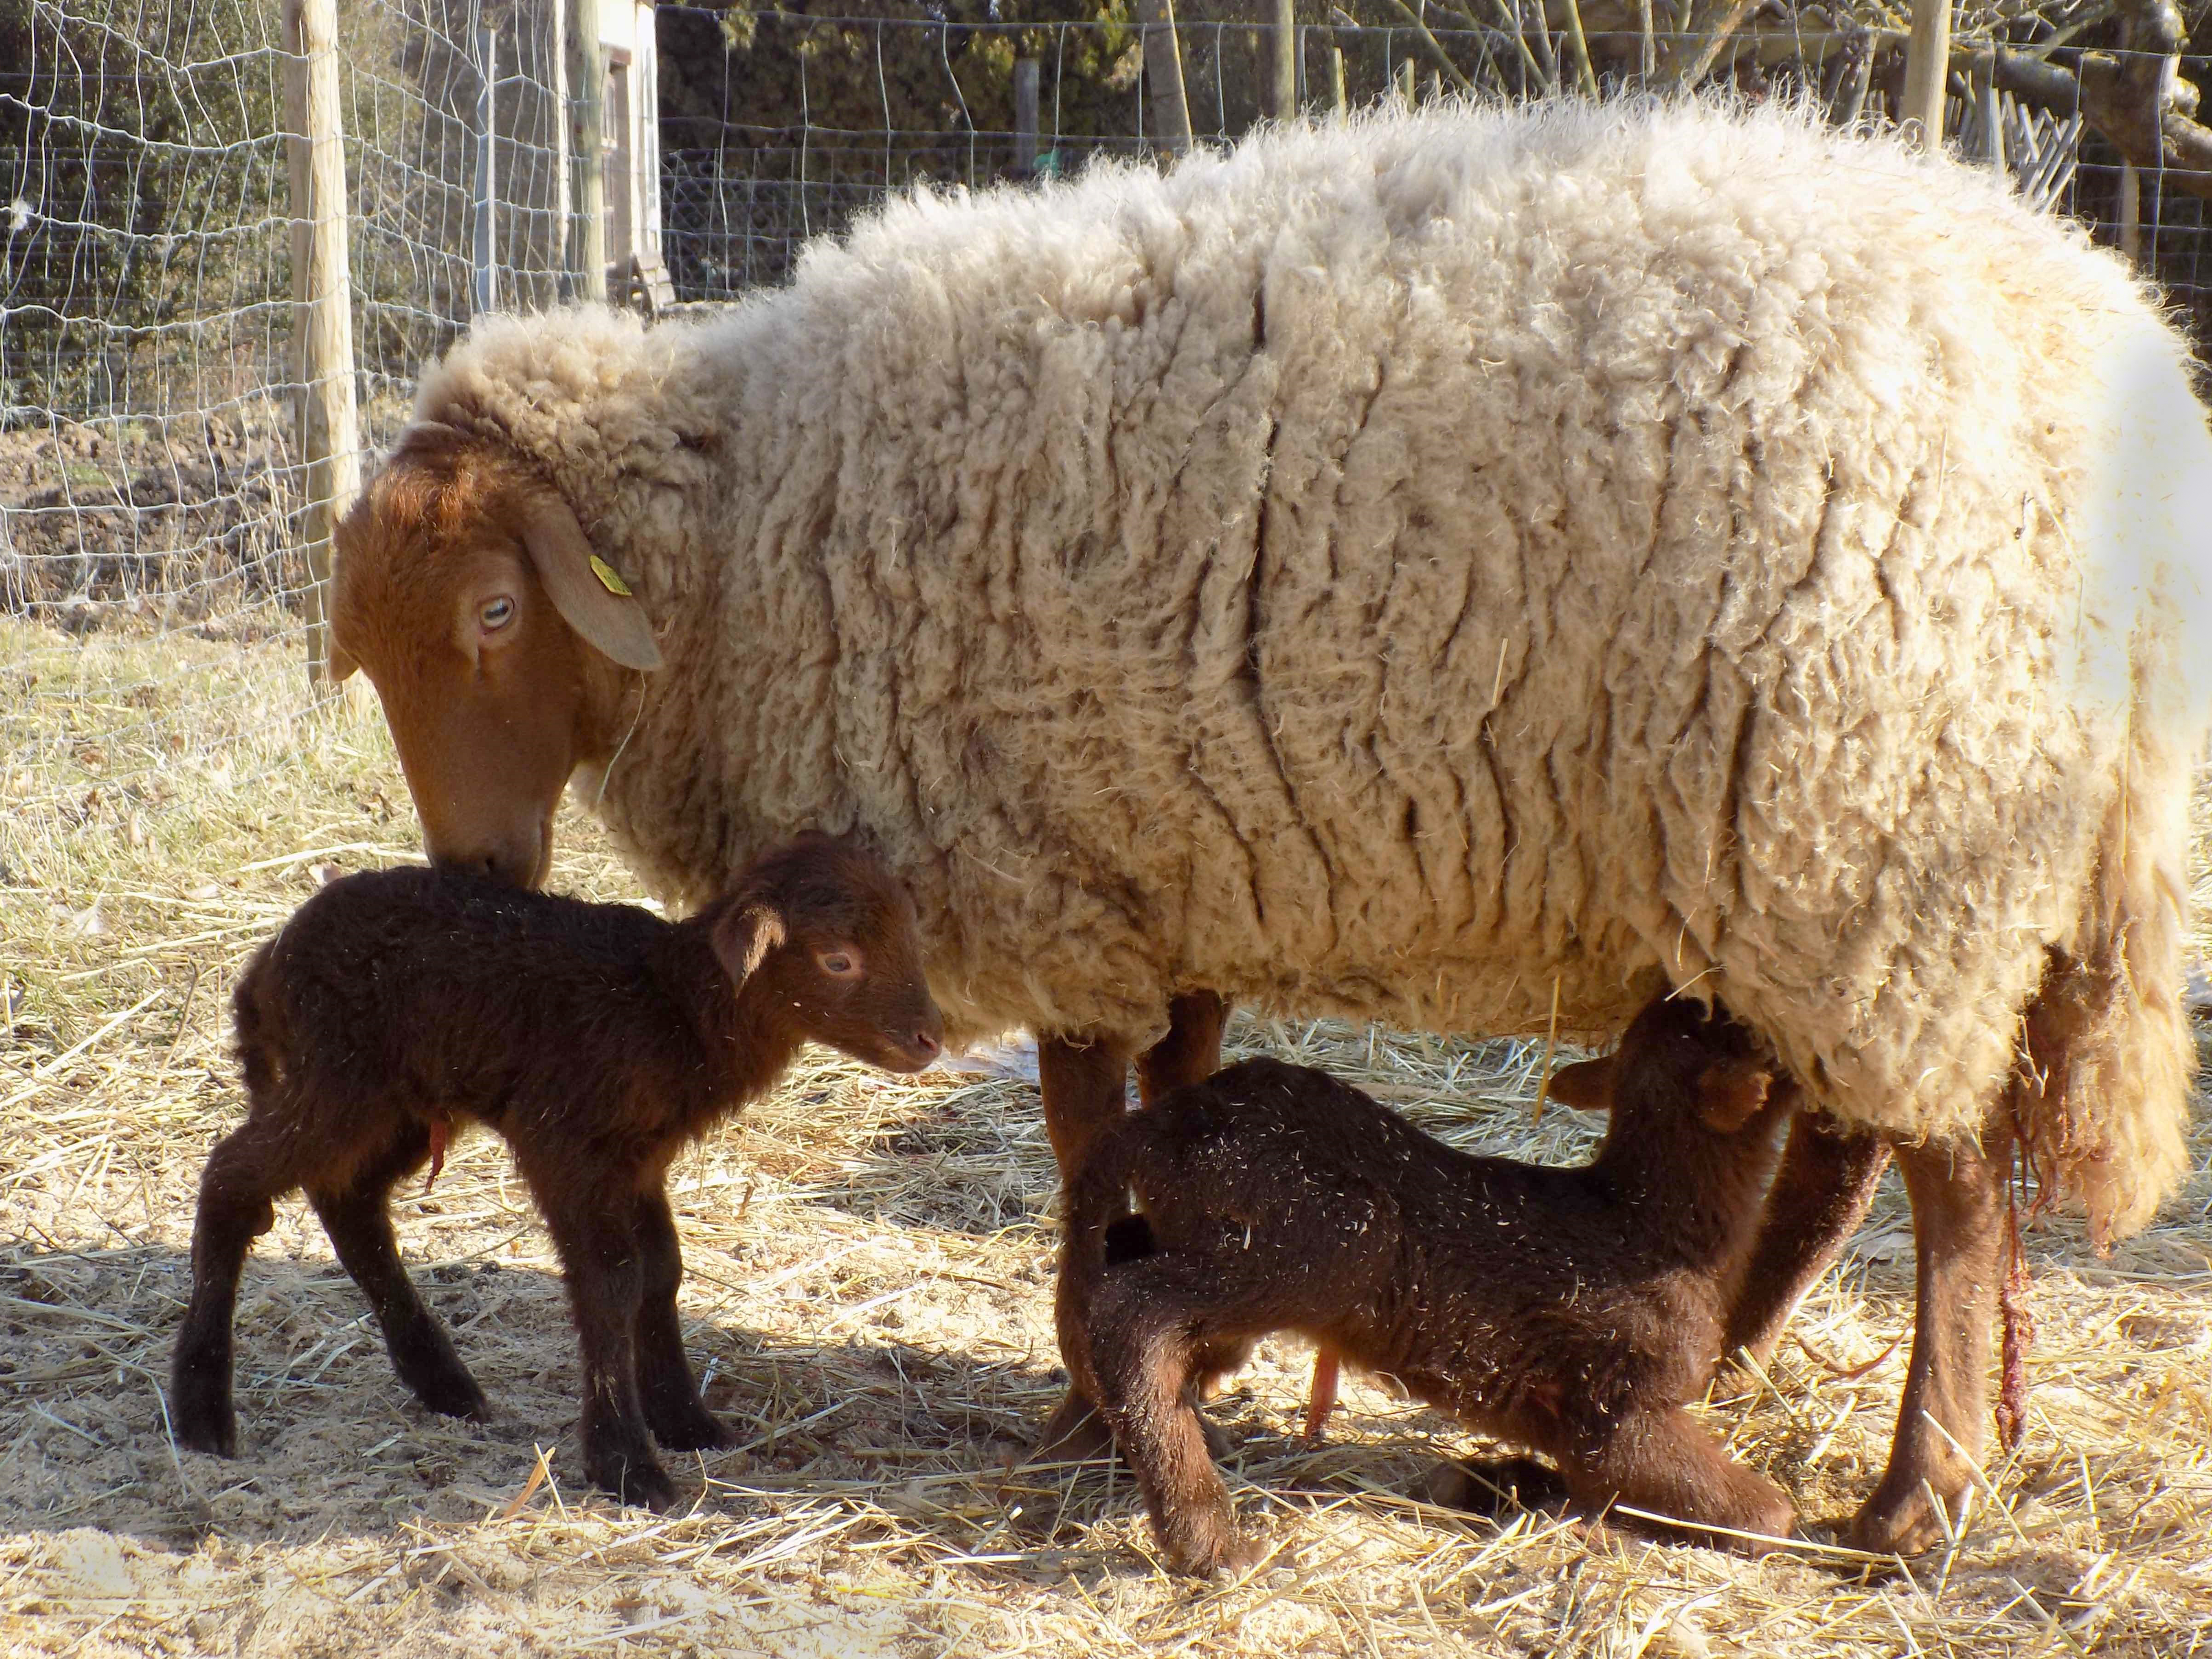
[327,99,2212,1553]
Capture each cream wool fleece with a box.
[411,98,2211,1241]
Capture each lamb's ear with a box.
[517,489,664,671]
[1695,1059,1774,1134]
[710,903,786,986]
[1542,1054,1616,1113]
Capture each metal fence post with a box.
[473,25,499,316]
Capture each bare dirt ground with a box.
[4,619,2210,1657]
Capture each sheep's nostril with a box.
[911,1030,942,1061]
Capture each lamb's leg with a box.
[172,1122,293,1456]
[1561,1403,1795,1550]
[1091,1258,1268,1578]
[1850,1123,2010,1555]
[631,1185,732,1451]
[308,1123,488,1422]
[1032,1024,1138,1462]
[1721,1114,1891,1373]
[540,1189,672,1509]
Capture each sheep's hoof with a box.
[1027,1391,1115,1465]
[1165,1519,1265,1579]
[1846,1484,1956,1557]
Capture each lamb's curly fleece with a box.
[414,98,2211,1241]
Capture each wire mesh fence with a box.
[0,0,575,835]
[6,0,2212,841]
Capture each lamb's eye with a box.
[479,596,515,632]
[818,950,861,978]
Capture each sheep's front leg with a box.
[631,1186,732,1452]
[1721,1114,1891,1374]
[1031,1024,1138,1462]
[540,1190,671,1509]
[1134,992,1256,1408]
[1035,994,1230,1462]
[1850,1124,2010,1554]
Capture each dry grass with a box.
[4,620,2211,1658]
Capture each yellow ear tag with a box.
[589,554,634,598]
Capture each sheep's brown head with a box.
[708,835,946,1073]
[331,424,660,889]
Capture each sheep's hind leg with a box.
[1849,1123,2010,1555]
[1721,1115,1891,1375]
[308,1123,489,1422]
[631,1185,731,1451]
[1091,1255,1267,1578]
[173,1121,294,1456]
[1563,1404,1795,1551]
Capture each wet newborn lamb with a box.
[172,834,943,1507]
[1053,997,1800,1574]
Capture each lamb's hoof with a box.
[172,1410,236,1459]
[595,1456,679,1511]
[649,1405,735,1452]
[1027,1391,1115,1465]
[411,1371,492,1422]
[1417,1456,1566,1516]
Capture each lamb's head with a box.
[1546,997,1795,1153]
[330,423,661,889]
[708,835,946,1073]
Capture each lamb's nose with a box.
[910,1029,942,1061]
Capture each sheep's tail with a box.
[2021,318,2212,1247]
[2014,696,2201,1249]
[1054,1117,1162,1412]
[229,939,287,1107]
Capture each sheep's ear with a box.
[518,490,664,672]
[1542,1054,1615,1113]
[710,903,786,985]
[1695,1059,1774,1134]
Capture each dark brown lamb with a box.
[1052,998,1801,1575]
[172,835,943,1508]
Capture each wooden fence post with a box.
[1900,0,1953,151]
[282,0,359,688]
[1269,0,1297,121]
[1136,0,1193,155]
[565,0,608,301]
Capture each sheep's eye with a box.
[478,596,516,632]
[817,949,861,978]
